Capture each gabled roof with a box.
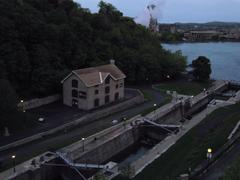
[61,64,126,87]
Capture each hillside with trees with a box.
[0,0,186,99]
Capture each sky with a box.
[75,0,240,24]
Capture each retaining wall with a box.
[17,94,61,110]
[75,128,140,164]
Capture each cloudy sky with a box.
[75,0,240,23]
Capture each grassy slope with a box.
[221,155,240,180]
[115,103,240,180]
[156,81,212,96]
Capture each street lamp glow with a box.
[207,148,212,153]
[20,100,24,103]
[82,138,85,152]
[154,104,157,107]
[11,155,16,173]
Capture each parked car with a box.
[112,119,118,125]
[38,117,45,122]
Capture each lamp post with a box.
[82,138,85,152]
[203,88,206,94]
[11,155,16,173]
[206,148,213,169]
[154,104,157,117]
[123,117,127,129]
[20,100,24,112]
[190,96,194,106]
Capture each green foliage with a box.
[222,155,240,180]
[191,56,212,81]
[161,32,183,42]
[0,79,18,129]
[0,79,18,113]
[93,172,106,180]
[156,81,212,95]
[120,164,135,178]
[0,0,186,98]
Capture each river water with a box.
[162,42,240,81]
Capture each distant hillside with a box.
[0,0,186,98]
[174,21,240,27]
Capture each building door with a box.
[94,98,99,107]
[72,99,78,107]
[105,95,110,104]
[115,92,119,101]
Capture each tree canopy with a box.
[191,56,212,81]
[0,0,186,98]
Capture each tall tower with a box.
[147,4,159,33]
[149,15,159,32]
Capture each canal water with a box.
[162,42,240,81]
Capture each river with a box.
[162,42,240,81]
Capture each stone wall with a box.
[146,102,183,124]
[185,95,211,116]
[75,128,140,164]
[18,94,61,110]
[157,104,183,124]
[63,72,125,110]
[86,90,144,120]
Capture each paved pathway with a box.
[0,87,165,173]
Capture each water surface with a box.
[162,42,240,81]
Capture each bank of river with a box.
[162,42,240,81]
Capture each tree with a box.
[0,79,18,113]
[0,0,187,98]
[93,172,106,180]
[0,79,18,129]
[191,56,212,81]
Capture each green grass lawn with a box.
[221,154,240,180]
[141,90,153,101]
[141,94,172,116]
[115,103,240,180]
[155,81,212,96]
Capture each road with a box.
[199,139,240,180]
[0,89,137,146]
[0,87,164,172]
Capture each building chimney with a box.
[110,59,115,65]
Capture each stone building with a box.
[159,24,177,34]
[184,30,220,41]
[61,60,126,110]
